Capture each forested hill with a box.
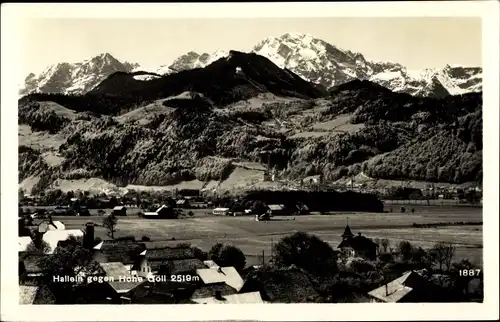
[18,72,482,193]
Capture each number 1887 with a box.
[459,269,481,277]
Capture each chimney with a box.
[385,283,389,296]
[358,232,362,237]
[214,290,224,300]
[84,222,95,249]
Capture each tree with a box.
[109,196,118,208]
[26,234,51,254]
[410,246,427,264]
[38,235,102,304]
[103,214,118,239]
[450,259,478,296]
[380,239,390,253]
[251,200,268,215]
[442,243,456,271]
[397,241,414,262]
[430,242,455,271]
[273,232,338,277]
[209,243,246,272]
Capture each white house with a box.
[212,207,231,216]
[196,266,244,292]
[42,229,84,254]
[19,236,33,252]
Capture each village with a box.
[18,186,483,305]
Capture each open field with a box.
[54,206,483,267]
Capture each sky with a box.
[19,17,481,81]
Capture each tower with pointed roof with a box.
[341,224,354,240]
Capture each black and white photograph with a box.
[1,2,499,321]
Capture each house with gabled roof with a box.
[240,266,321,303]
[93,240,147,267]
[132,246,196,277]
[196,266,245,292]
[158,258,206,276]
[99,262,146,295]
[175,199,190,209]
[367,271,444,303]
[337,225,379,260]
[143,204,177,219]
[112,206,127,217]
[190,282,238,301]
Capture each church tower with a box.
[341,224,354,241]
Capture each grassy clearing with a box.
[290,131,330,139]
[18,125,66,151]
[115,99,174,124]
[39,101,78,120]
[311,114,365,133]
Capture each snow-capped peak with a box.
[20,53,140,95]
[250,33,481,96]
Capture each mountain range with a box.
[18,47,482,194]
[20,33,482,98]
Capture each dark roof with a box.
[159,258,206,275]
[337,235,378,250]
[242,267,321,303]
[190,282,237,300]
[342,225,354,238]
[95,240,146,265]
[130,281,197,304]
[146,247,195,261]
[20,253,49,274]
[368,271,440,303]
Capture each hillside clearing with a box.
[18,125,66,151]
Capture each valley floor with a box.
[56,205,483,267]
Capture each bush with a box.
[209,243,246,272]
[349,258,376,274]
[141,236,151,242]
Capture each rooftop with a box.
[146,246,195,261]
[20,253,49,274]
[18,236,33,253]
[367,271,431,303]
[99,262,145,293]
[191,291,264,304]
[38,220,65,233]
[341,224,354,238]
[268,204,285,211]
[337,234,378,250]
[19,285,55,304]
[94,240,147,265]
[196,266,245,292]
[159,258,206,275]
[190,282,237,300]
[242,267,320,303]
